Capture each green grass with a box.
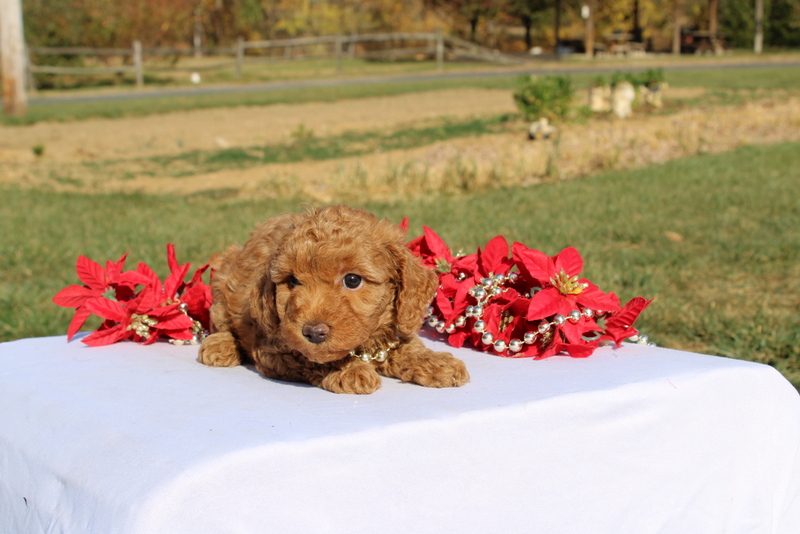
[139,114,516,176]
[2,141,798,385]
[6,63,800,126]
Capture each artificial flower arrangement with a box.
[53,245,211,346]
[407,226,652,359]
[54,227,650,358]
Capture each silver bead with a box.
[427,306,435,315]
[472,305,484,317]
[524,331,537,344]
[537,322,551,334]
[569,310,582,323]
[507,272,519,284]
[435,321,446,333]
[178,303,189,312]
[455,316,466,327]
[595,309,605,316]
[428,316,439,327]
[491,286,503,297]
[628,334,640,342]
[582,308,594,318]
[636,335,649,345]
[473,320,486,333]
[465,305,475,317]
[553,315,566,326]
[445,323,456,334]
[481,332,494,345]
[508,339,523,352]
[493,340,507,353]
[493,274,506,285]
[375,350,388,362]
[190,336,200,346]
[170,339,185,347]
[359,353,371,362]
[481,278,494,288]
[473,287,487,300]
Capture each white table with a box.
[1,334,799,533]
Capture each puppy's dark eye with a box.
[288,275,301,288]
[343,274,363,289]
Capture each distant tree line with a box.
[22,0,800,51]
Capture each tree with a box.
[506,0,549,50]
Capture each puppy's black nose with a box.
[302,323,330,344]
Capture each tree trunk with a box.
[523,15,533,50]
[0,0,28,116]
[585,0,596,57]
[554,0,561,52]
[470,16,479,42]
[672,0,682,55]
[754,0,764,53]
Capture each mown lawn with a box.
[5,63,800,126]
[1,141,798,385]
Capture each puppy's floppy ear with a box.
[250,268,280,337]
[393,245,438,336]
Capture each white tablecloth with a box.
[1,334,799,533]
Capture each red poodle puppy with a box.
[198,205,469,394]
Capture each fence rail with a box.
[24,33,523,90]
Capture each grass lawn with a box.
[6,62,800,126]
[2,141,798,385]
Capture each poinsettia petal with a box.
[554,247,583,276]
[605,297,653,330]
[512,244,555,284]
[53,284,95,308]
[115,270,151,289]
[400,217,409,234]
[167,244,180,273]
[154,313,194,331]
[76,255,107,289]
[447,331,469,348]
[82,324,127,346]
[422,226,454,262]
[161,328,194,341]
[85,297,127,322]
[576,284,621,313]
[478,235,510,275]
[164,264,190,302]
[564,343,595,358]
[526,288,564,321]
[136,263,162,294]
[66,307,93,341]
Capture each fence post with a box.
[236,37,244,80]
[335,35,343,74]
[133,40,143,88]
[435,30,444,72]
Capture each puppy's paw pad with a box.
[198,332,241,367]
[414,354,470,388]
[322,366,381,394]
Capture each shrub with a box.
[513,75,575,122]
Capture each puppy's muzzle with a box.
[302,323,330,344]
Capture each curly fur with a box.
[198,205,469,394]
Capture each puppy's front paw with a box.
[198,331,241,367]
[321,363,382,394]
[411,352,470,388]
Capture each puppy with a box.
[198,205,469,394]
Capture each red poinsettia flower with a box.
[513,244,620,320]
[407,226,477,276]
[81,289,194,347]
[52,253,149,340]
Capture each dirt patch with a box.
[2,87,799,201]
[0,88,517,163]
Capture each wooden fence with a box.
[25,32,523,89]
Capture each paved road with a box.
[21,60,800,106]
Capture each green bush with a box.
[513,75,575,122]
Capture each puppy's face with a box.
[268,213,400,364]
